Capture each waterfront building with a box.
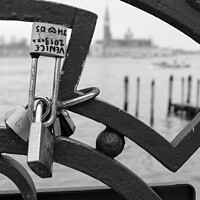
[90,6,174,58]
[0,38,29,57]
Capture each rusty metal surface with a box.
[187,0,200,12]
[120,0,200,45]
[0,131,161,200]
[68,98,200,172]
[57,8,97,101]
[0,127,27,155]
[54,0,200,173]
[0,0,96,28]
[54,137,161,200]
[0,0,200,199]
[0,154,37,200]
[0,184,195,200]
[0,0,75,25]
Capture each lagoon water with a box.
[0,55,200,197]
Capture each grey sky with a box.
[1,0,200,50]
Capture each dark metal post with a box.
[196,79,200,110]
[167,75,173,116]
[150,80,155,127]
[181,77,185,105]
[135,77,140,118]
[180,77,185,118]
[124,76,129,112]
[187,75,192,104]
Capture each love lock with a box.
[0,154,37,200]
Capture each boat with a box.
[154,60,190,69]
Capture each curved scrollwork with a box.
[0,128,161,200]
[54,137,161,200]
[68,98,200,172]
[0,0,200,200]
[120,0,200,45]
[0,154,37,200]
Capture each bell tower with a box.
[103,4,112,46]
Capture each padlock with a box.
[57,109,76,137]
[4,97,51,142]
[5,106,30,141]
[27,100,54,178]
[28,22,67,127]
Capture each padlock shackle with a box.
[57,87,100,109]
[28,57,61,127]
[44,57,61,126]
[35,101,43,123]
[28,58,38,123]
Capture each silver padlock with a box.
[57,109,76,137]
[27,100,54,178]
[5,97,51,142]
[5,106,30,141]
[28,22,67,127]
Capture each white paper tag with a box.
[30,22,67,57]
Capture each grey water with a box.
[0,55,200,197]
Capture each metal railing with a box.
[0,0,199,199]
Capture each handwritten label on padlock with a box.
[30,22,67,57]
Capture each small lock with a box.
[28,22,65,128]
[5,98,51,142]
[27,100,54,178]
[51,117,62,137]
[57,109,76,137]
[5,106,30,141]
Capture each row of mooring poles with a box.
[124,75,200,125]
[123,76,155,127]
[168,74,200,117]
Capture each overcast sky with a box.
[1,0,200,50]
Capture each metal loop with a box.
[57,87,100,109]
[28,57,38,123]
[28,57,61,127]
[44,57,61,127]
[34,96,51,120]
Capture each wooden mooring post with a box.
[150,80,155,127]
[167,75,173,116]
[196,79,200,110]
[181,77,185,106]
[187,75,192,104]
[124,76,129,112]
[135,77,140,118]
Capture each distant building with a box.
[90,6,174,58]
[0,38,29,57]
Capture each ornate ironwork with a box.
[0,0,200,200]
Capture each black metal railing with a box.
[0,0,199,200]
